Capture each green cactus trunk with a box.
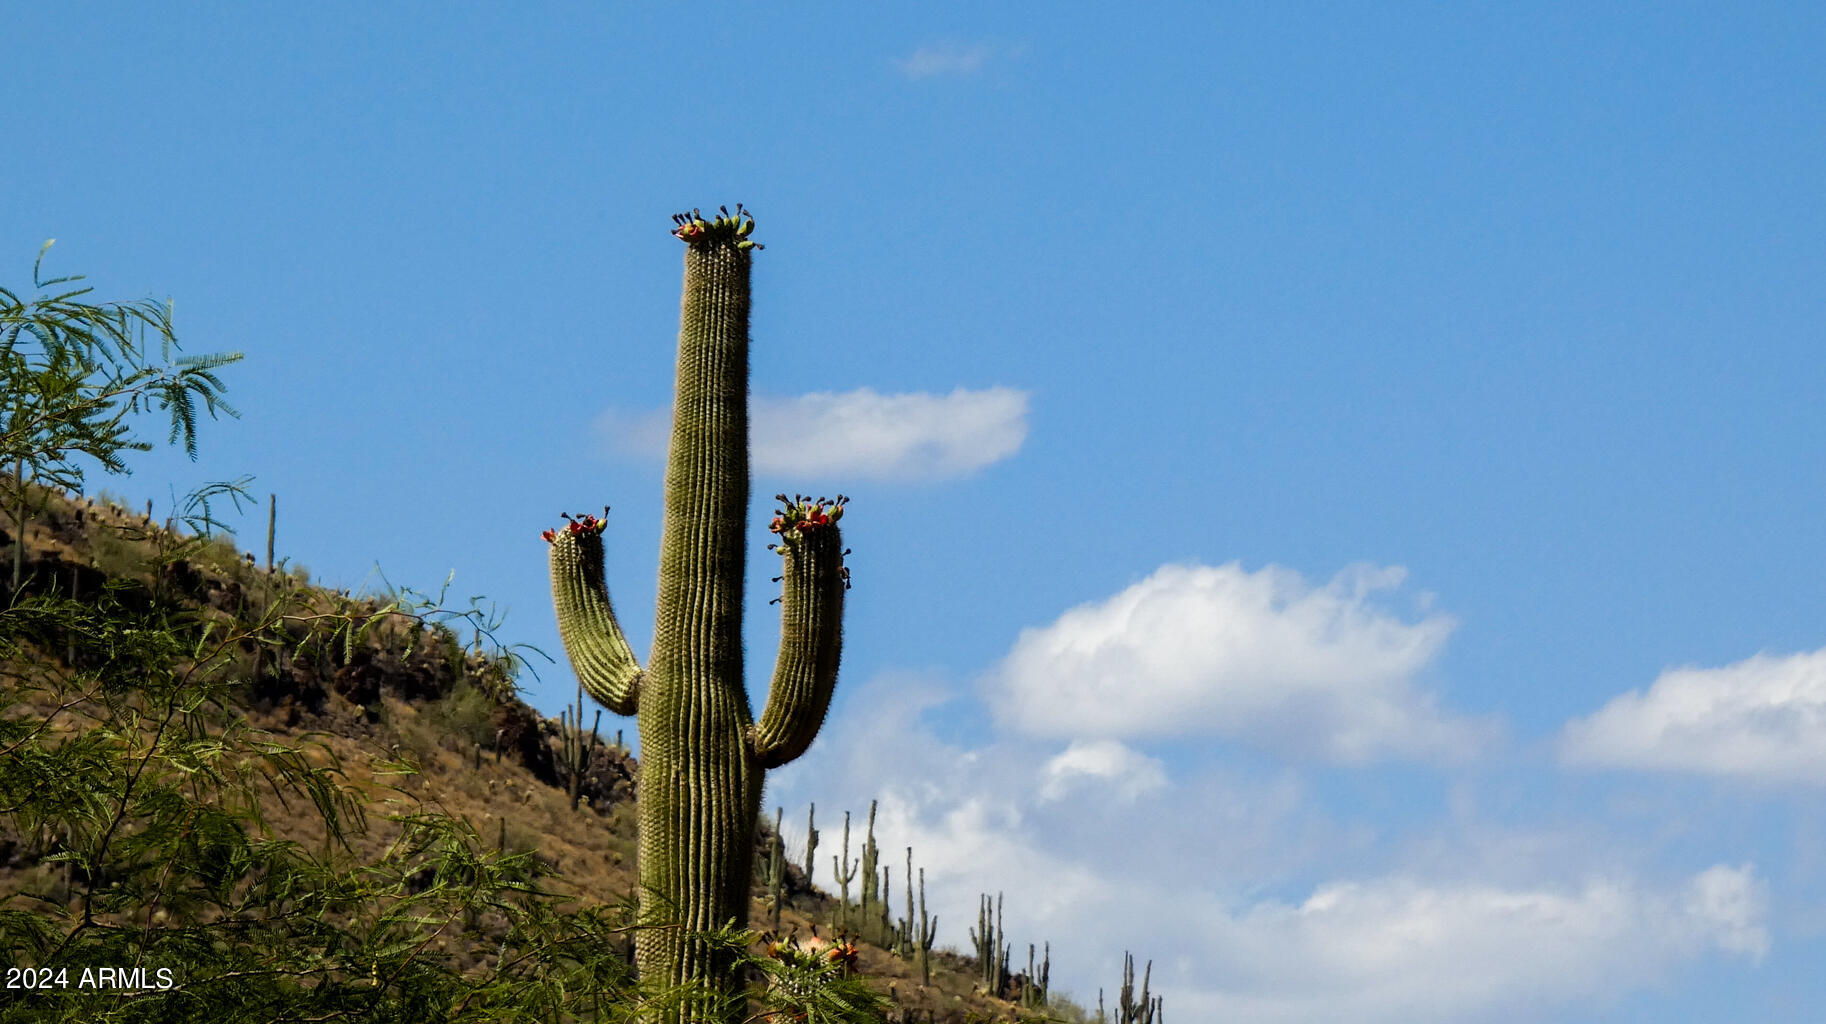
[545,207,848,1023]
[641,213,761,1004]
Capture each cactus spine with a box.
[544,207,849,1021]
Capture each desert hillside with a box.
[1,483,1129,1023]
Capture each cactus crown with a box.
[541,508,611,545]
[670,203,762,251]
[768,493,848,539]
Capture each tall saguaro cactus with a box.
[544,207,850,1019]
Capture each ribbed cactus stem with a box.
[1040,940,1051,1007]
[561,680,603,811]
[544,208,848,1023]
[879,864,892,946]
[855,798,896,945]
[972,894,987,988]
[916,866,936,986]
[1117,951,1157,1024]
[971,891,1008,993]
[860,799,880,912]
[902,846,914,958]
[804,802,819,882]
[1140,959,1154,1024]
[997,893,1007,993]
[1026,944,1037,1007]
[833,809,857,931]
[767,806,784,933]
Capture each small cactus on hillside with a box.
[849,799,897,947]
[914,865,937,986]
[831,809,858,931]
[860,800,880,911]
[1114,951,1161,1024]
[899,847,914,959]
[1022,941,1051,1009]
[803,802,820,883]
[970,892,1010,996]
[765,806,786,933]
[559,679,602,811]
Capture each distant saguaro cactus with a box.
[915,864,937,986]
[832,809,859,930]
[855,799,895,946]
[765,806,785,933]
[544,207,850,1022]
[1115,951,1161,1024]
[559,680,601,812]
[971,891,1010,995]
[803,802,820,882]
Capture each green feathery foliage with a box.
[1,242,240,591]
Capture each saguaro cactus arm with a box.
[547,514,643,714]
[752,494,848,769]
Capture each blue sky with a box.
[9,4,1826,1019]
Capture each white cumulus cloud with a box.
[1560,646,1826,783]
[751,387,1027,480]
[984,562,1486,762]
[1037,739,1167,803]
[1184,865,1768,1023]
[596,386,1027,482]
